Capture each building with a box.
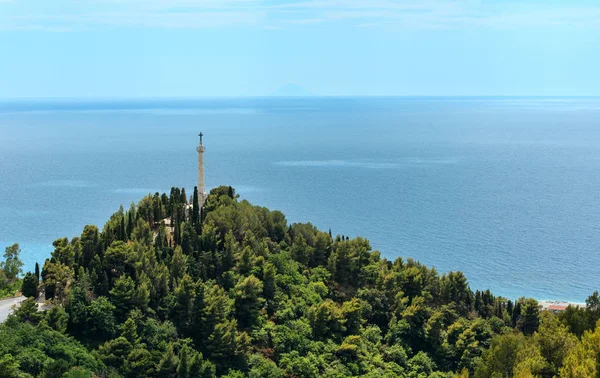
[547,304,569,314]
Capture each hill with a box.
[1,185,599,377]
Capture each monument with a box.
[197,132,207,207]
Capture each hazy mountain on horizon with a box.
[271,83,313,97]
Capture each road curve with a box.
[0,295,25,322]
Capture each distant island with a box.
[271,83,313,97]
[1,185,600,377]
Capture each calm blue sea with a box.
[1,97,600,302]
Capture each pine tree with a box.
[156,343,178,377]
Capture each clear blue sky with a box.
[1,0,599,97]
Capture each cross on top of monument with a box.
[198,132,203,144]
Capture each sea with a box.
[1,97,599,303]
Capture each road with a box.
[0,295,25,322]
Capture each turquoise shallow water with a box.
[1,97,599,302]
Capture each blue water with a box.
[1,97,600,302]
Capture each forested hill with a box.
[3,186,600,377]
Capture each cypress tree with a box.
[507,299,514,317]
[474,290,482,314]
[512,301,521,327]
[127,204,135,240]
[34,262,40,282]
[181,188,187,204]
[192,186,200,234]
[120,216,126,241]
[22,272,38,298]
[161,193,169,215]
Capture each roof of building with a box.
[548,304,568,311]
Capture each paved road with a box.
[0,295,25,322]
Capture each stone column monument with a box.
[197,132,206,207]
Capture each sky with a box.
[0,0,599,97]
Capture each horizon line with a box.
[2,95,600,102]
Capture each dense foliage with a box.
[2,185,600,377]
[0,243,24,299]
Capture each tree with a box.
[171,274,196,335]
[0,354,21,378]
[87,296,117,340]
[80,225,100,267]
[171,246,188,283]
[156,343,179,377]
[51,238,75,267]
[42,261,73,302]
[110,274,136,319]
[124,348,154,378]
[192,186,201,233]
[21,272,38,298]
[35,262,40,281]
[234,275,265,330]
[62,367,94,378]
[535,311,577,375]
[262,262,276,303]
[342,298,364,335]
[474,332,527,378]
[517,298,540,336]
[1,243,23,281]
[46,305,69,333]
[560,320,600,377]
[586,290,600,327]
[309,299,346,340]
[11,297,41,324]
[131,218,153,248]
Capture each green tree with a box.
[87,296,117,340]
[79,225,100,267]
[309,299,346,340]
[0,354,21,378]
[51,238,75,267]
[62,367,94,378]
[110,274,136,319]
[192,186,201,233]
[21,271,38,298]
[156,343,179,377]
[46,305,69,333]
[123,348,154,378]
[11,297,41,324]
[172,274,196,335]
[234,275,265,330]
[535,311,577,375]
[517,298,540,335]
[1,243,23,281]
[560,320,600,377]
